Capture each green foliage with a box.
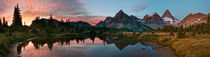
[160,25,179,32]
[207,16,210,24]
[191,30,196,36]
[169,32,174,36]
[133,32,136,35]
[2,17,8,27]
[136,31,142,36]
[151,31,155,35]
[177,30,186,38]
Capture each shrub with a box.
[169,32,175,36]
[177,31,186,38]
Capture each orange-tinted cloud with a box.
[0,0,104,26]
[54,16,106,26]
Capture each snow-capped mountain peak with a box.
[162,9,179,23]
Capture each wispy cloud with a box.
[131,4,147,13]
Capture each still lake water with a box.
[17,37,158,57]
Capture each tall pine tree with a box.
[2,17,7,27]
[0,18,2,26]
[207,15,210,24]
[11,4,22,27]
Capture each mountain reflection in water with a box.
[17,36,157,57]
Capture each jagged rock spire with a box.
[162,9,173,18]
[162,9,178,20]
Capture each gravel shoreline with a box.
[144,42,177,57]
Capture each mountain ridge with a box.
[175,12,209,27]
[96,10,152,31]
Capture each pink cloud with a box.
[0,0,104,26]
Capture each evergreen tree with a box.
[5,21,8,26]
[61,19,64,23]
[2,17,7,27]
[207,16,210,24]
[35,16,40,21]
[169,31,174,36]
[0,18,3,33]
[177,29,185,38]
[133,32,136,36]
[207,16,210,33]
[11,4,22,27]
[0,18,2,26]
[48,14,56,27]
[50,14,53,20]
[191,30,196,36]
[136,31,142,36]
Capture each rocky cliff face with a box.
[143,12,167,29]
[175,13,209,27]
[96,10,152,31]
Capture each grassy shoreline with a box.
[0,32,36,57]
[136,32,210,57]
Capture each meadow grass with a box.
[138,32,210,57]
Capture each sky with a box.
[0,0,210,26]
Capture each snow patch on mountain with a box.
[163,17,173,22]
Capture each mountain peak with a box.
[152,12,157,15]
[162,9,179,23]
[116,10,125,15]
[114,10,129,18]
[162,9,173,18]
[119,10,124,13]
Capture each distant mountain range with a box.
[96,9,180,30]
[31,10,210,31]
[96,9,210,31]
